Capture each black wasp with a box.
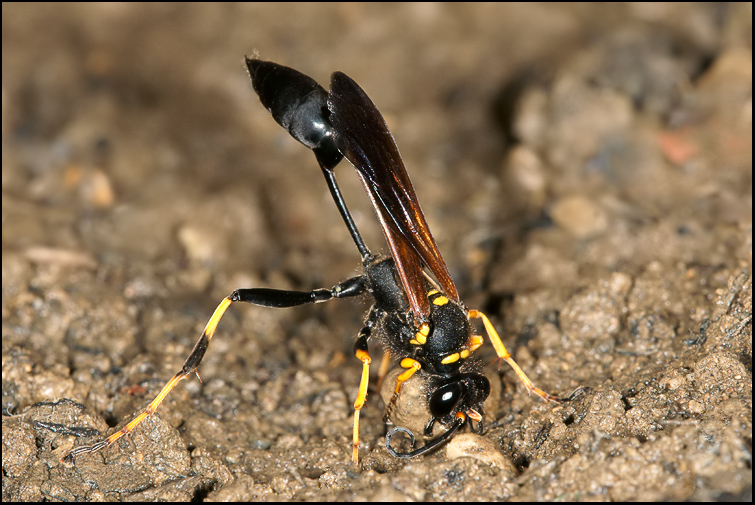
[64,59,585,465]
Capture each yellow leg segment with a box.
[383,357,423,441]
[375,350,391,392]
[62,296,234,463]
[352,348,372,464]
[395,358,421,394]
[468,310,560,403]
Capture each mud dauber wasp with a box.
[63,59,586,465]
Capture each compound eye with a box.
[429,382,463,418]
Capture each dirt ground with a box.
[2,3,752,501]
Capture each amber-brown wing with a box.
[327,71,459,319]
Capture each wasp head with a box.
[382,366,490,458]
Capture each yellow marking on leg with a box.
[68,371,192,461]
[376,350,391,391]
[468,334,483,352]
[352,348,372,464]
[111,372,186,438]
[207,296,232,329]
[62,296,236,463]
[395,358,421,394]
[352,410,361,465]
[414,323,430,345]
[467,409,482,422]
[411,323,430,345]
[441,352,460,364]
[468,310,560,403]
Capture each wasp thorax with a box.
[423,298,472,372]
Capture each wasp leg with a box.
[320,167,372,263]
[352,307,382,464]
[468,310,576,403]
[382,357,423,424]
[62,277,368,464]
[394,358,422,394]
[375,350,392,392]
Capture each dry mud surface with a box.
[3,4,752,501]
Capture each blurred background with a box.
[3,3,751,501]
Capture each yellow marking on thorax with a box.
[427,289,449,306]
[432,295,449,306]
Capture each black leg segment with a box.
[231,275,368,308]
